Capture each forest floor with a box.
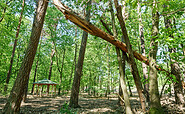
[0,92,185,114]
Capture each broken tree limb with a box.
[53,0,169,75]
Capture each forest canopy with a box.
[0,0,185,113]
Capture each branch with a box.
[161,8,185,16]
[52,0,170,75]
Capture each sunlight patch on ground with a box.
[82,107,114,113]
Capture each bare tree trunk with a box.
[69,0,91,108]
[48,49,55,80]
[58,49,65,95]
[69,28,78,90]
[114,0,146,111]
[105,44,110,97]
[69,43,77,90]
[31,36,43,94]
[3,0,48,113]
[108,0,133,113]
[137,0,149,102]
[121,1,132,98]
[4,0,25,92]
[149,2,163,113]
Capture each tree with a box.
[4,0,25,93]
[3,0,48,113]
[109,0,133,113]
[31,34,43,94]
[69,0,91,107]
[149,1,163,113]
[114,0,146,111]
[164,11,184,104]
[137,0,149,102]
[48,49,55,80]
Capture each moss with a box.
[149,107,164,114]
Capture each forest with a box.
[0,0,185,113]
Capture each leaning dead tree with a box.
[52,0,169,74]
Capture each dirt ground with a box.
[0,93,185,114]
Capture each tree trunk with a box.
[109,0,133,113]
[105,44,110,97]
[117,49,133,113]
[171,61,184,104]
[58,49,65,95]
[123,51,133,97]
[4,0,25,92]
[31,36,42,94]
[48,49,55,80]
[3,0,48,113]
[164,13,184,104]
[149,2,163,113]
[137,0,149,102]
[114,0,146,111]
[69,0,91,108]
[23,77,29,102]
[69,28,78,90]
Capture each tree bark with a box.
[4,0,25,92]
[164,13,184,104]
[69,0,91,108]
[114,0,146,111]
[31,35,43,94]
[58,49,65,95]
[69,28,78,90]
[105,44,110,97]
[69,43,77,90]
[3,0,48,113]
[109,0,133,113]
[149,2,163,113]
[137,0,149,102]
[48,49,55,80]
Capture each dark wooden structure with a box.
[32,79,58,97]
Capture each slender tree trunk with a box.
[48,49,55,80]
[69,28,78,90]
[3,0,48,113]
[69,44,77,89]
[164,14,184,104]
[121,1,132,97]
[105,44,110,97]
[114,0,146,111]
[137,0,149,102]
[31,36,42,94]
[117,49,133,113]
[0,1,10,23]
[109,1,133,113]
[58,49,65,95]
[149,2,163,113]
[123,50,133,97]
[69,0,91,108]
[4,0,25,92]
[31,58,39,94]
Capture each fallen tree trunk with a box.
[53,0,169,74]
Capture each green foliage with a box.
[149,107,164,114]
[60,102,77,114]
[0,0,184,108]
